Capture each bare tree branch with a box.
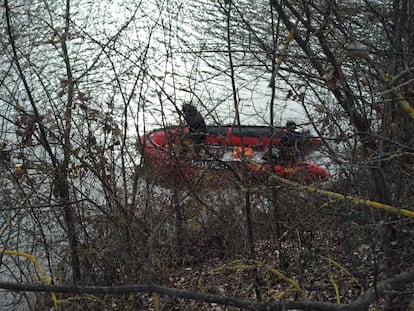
[1,270,413,311]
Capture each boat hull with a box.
[140,126,329,185]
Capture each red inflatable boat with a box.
[139,125,329,184]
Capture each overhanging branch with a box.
[1,270,413,311]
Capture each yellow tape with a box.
[208,259,307,300]
[397,93,414,120]
[2,249,58,309]
[269,174,414,219]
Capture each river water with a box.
[0,0,320,309]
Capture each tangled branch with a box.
[0,270,413,311]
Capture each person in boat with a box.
[181,103,207,155]
[265,121,303,164]
[279,121,300,164]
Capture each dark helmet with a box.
[182,103,197,114]
[286,121,296,130]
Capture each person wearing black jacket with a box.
[264,121,301,164]
[279,121,303,163]
[181,104,207,154]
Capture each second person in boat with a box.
[181,103,207,157]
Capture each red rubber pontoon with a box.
[139,125,329,184]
